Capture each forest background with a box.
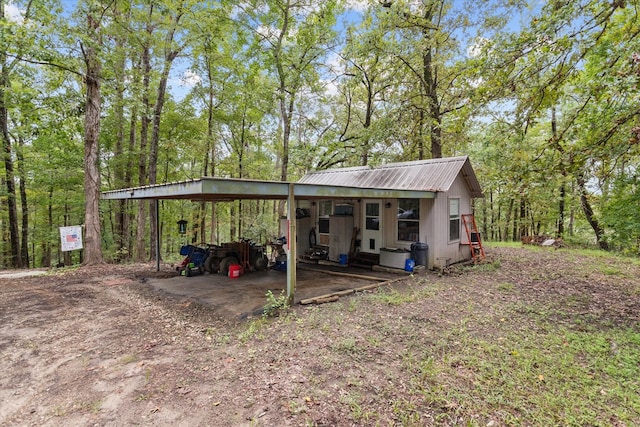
[1,0,639,269]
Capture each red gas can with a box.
[228,264,243,278]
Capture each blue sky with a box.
[7,0,539,102]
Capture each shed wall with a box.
[427,173,474,268]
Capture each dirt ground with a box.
[0,261,403,427]
[140,264,403,320]
[1,247,639,426]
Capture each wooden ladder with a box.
[462,214,485,263]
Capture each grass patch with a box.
[369,287,418,305]
[238,318,268,343]
[401,326,640,425]
[465,259,501,272]
[119,354,138,364]
[496,282,515,292]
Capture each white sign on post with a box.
[60,226,83,252]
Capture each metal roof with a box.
[101,156,482,201]
[298,156,484,198]
[101,176,437,201]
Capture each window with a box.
[449,198,460,241]
[318,201,331,235]
[365,202,379,231]
[319,201,332,217]
[397,199,420,242]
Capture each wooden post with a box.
[155,200,160,272]
[286,184,297,305]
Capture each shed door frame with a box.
[362,199,383,254]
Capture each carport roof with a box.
[101,176,437,201]
[101,156,485,201]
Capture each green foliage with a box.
[263,290,290,318]
[601,174,640,254]
[3,0,640,267]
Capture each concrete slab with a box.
[146,264,400,320]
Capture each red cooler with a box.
[228,264,243,278]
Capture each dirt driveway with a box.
[1,248,640,426]
[0,261,404,427]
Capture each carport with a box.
[101,177,435,303]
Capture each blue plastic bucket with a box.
[273,260,287,271]
[339,254,348,265]
[405,258,415,272]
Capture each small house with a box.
[295,156,484,270]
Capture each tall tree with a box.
[79,0,106,265]
[378,0,505,159]
[1,0,23,267]
[240,0,339,183]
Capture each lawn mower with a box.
[177,244,209,277]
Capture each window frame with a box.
[397,198,420,242]
[449,198,460,242]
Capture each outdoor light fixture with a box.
[177,219,188,235]
[385,202,392,208]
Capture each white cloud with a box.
[344,0,368,13]
[180,69,201,87]
[6,2,24,23]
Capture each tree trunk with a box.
[113,43,127,257]
[518,197,526,240]
[147,4,182,261]
[63,210,71,266]
[424,45,442,159]
[0,1,22,267]
[148,50,179,262]
[205,58,216,243]
[124,104,137,257]
[81,12,104,266]
[40,187,53,267]
[551,106,566,237]
[17,136,29,266]
[577,171,608,250]
[421,5,442,159]
[503,197,514,242]
[136,31,152,262]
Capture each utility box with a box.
[380,247,411,269]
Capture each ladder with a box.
[462,214,485,263]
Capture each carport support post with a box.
[155,200,160,272]
[286,184,297,305]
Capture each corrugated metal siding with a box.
[423,177,476,268]
[299,156,483,198]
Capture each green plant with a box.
[263,290,290,317]
[497,282,515,292]
[238,318,266,342]
[369,287,417,305]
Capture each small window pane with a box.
[399,199,419,219]
[319,201,332,217]
[397,198,419,241]
[449,199,459,217]
[449,198,460,241]
[449,219,460,241]
[366,203,379,216]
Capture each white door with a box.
[362,200,383,254]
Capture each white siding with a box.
[424,172,474,268]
